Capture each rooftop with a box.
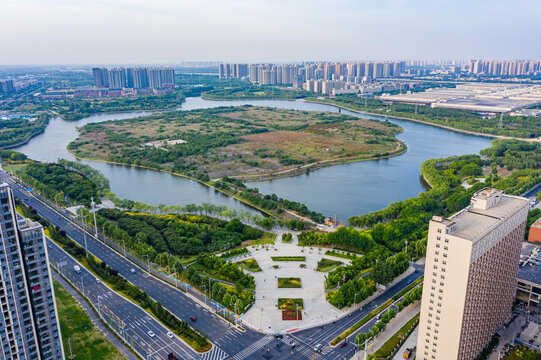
[436,189,528,241]
[518,242,541,285]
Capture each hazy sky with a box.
[2,0,540,65]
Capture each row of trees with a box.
[355,285,422,345]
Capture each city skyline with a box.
[2,0,541,65]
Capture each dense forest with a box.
[18,162,101,206]
[97,209,264,259]
[312,95,541,139]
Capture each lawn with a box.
[271,256,305,261]
[278,298,304,310]
[316,258,343,272]
[53,279,125,360]
[245,232,276,245]
[238,258,262,272]
[325,250,358,260]
[372,313,420,359]
[278,277,302,288]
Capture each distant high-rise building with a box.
[417,189,529,360]
[0,184,64,359]
[107,68,126,89]
[92,67,109,87]
[127,68,148,89]
[0,79,15,94]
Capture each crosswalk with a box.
[231,335,274,360]
[200,345,229,360]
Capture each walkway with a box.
[52,272,138,360]
[369,302,420,355]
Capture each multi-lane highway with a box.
[48,239,201,360]
[2,170,423,360]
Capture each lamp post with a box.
[79,207,88,258]
[143,254,150,273]
[97,295,103,319]
[91,197,98,237]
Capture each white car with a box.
[130,268,136,274]
[147,331,155,338]
[314,344,323,352]
[167,331,174,339]
[95,278,101,284]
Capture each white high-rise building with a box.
[0,184,64,359]
[417,189,529,360]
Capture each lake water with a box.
[13,97,492,221]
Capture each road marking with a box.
[231,335,273,360]
[200,346,229,360]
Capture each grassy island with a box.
[68,106,403,180]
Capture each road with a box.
[2,170,424,360]
[49,240,198,360]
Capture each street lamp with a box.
[97,295,103,319]
[79,207,88,258]
[91,197,98,237]
[80,273,88,295]
[143,254,150,273]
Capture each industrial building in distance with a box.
[380,83,541,113]
[417,189,529,360]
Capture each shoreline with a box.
[233,140,407,182]
[302,99,540,142]
[66,148,278,219]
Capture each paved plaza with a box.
[237,232,353,333]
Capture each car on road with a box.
[189,316,196,322]
[273,334,283,339]
[167,331,174,339]
[407,279,413,284]
[95,278,101,284]
[290,342,296,348]
[130,268,136,274]
[147,331,155,338]
[339,340,348,348]
[314,344,323,352]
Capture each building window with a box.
[437,229,442,233]
[436,244,440,248]
[444,246,448,250]
[444,239,449,243]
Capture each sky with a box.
[2,0,540,65]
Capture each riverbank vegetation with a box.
[309,95,541,139]
[202,83,310,100]
[55,89,186,121]
[0,114,50,148]
[68,105,403,223]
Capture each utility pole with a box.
[68,338,75,359]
